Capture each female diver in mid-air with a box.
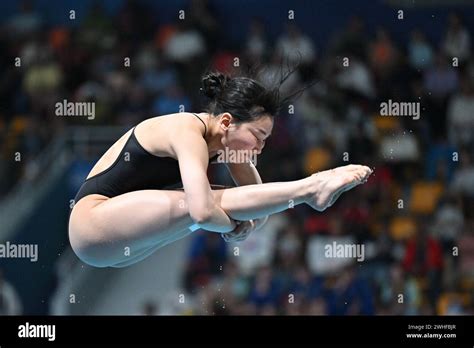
[68,70,373,268]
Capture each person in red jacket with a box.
[402,220,443,307]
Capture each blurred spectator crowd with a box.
[0,0,473,315]
[182,11,474,315]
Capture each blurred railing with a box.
[68,126,130,160]
[0,133,69,240]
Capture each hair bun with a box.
[201,72,230,99]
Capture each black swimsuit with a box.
[74,113,215,204]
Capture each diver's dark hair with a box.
[200,57,316,123]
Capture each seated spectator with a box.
[335,56,375,99]
[378,263,407,314]
[184,232,228,291]
[424,138,457,182]
[275,23,316,66]
[186,0,218,54]
[424,53,459,100]
[330,15,367,60]
[408,29,434,70]
[244,17,269,64]
[369,27,399,79]
[402,221,443,306]
[447,78,474,148]
[287,266,313,299]
[325,266,374,315]
[432,194,464,252]
[402,223,443,276]
[140,63,178,97]
[442,13,471,63]
[4,0,43,39]
[247,266,281,313]
[164,21,206,64]
[380,125,420,162]
[450,150,474,197]
[258,52,301,96]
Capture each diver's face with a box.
[221,114,273,155]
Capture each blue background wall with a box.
[0,0,473,51]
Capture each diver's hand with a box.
[221,219,257,242]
